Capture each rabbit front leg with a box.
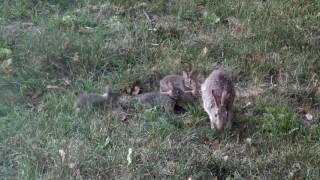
[205,108,217,129]
[209,114,216,129]
[202,97,216,129]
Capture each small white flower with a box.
[305,113,313,121]
[58,149,66,163]
[223,155,229,161]
[245,138,252,145]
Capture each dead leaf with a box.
[202,47,208,56]
[267,52,280,61]
[236,133,240,144]
[210,139,220,151]
[125,86,132,94]
[58,149,66,162]
[31,91,41,99]
[187,176,192,180]
[1,58,15,74]
[32,144,38,150]
[72,52,80,62]
[35,104,44,112]
[249,146,257,155]
[151,64,159,72]
[30,91,43,112]
[302,103,309,114]
[290,0,300,4]
[143,31,149,38]
[63,38,70,49]
[227,17,243,33]
[68,163,76,169]
[223,155,229,161]
[167,160,175,172]
[288,172,295,178]
[132,85,141,95]
[299,10,304,17]
[281,45,289,51]
[46,85,60,89]
[277,69,286,86]
[123,84,141,95]
[78,26,95,34]
[294,176,301,180]
[254,54,263,62]
[1,58,12,69]
[244,101,252,108]
[63,79,71,86]
[245,138,252,145]
[305,113,313,121]
[315,87,320,97]
[20,22,33,30]
[121,113,129,122]
[183,116,193,125]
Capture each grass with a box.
[1,0,320,179]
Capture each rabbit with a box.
[134,91,175,112]
[134,82,184,112]
[74,85,120,112]
[201,68,235,130]
[176,79,201,107]
[160,69,201,97]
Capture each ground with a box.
[0,0,320,179]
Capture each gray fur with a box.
[159,71,200,96]
[133,92,175,112]
[75,93,108,108]
[74,85,120,109]
[201,68,235,130]
[160,71,201,109]
[75,87,179,113]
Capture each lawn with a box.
[1,0,320,179]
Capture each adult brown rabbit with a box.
[201,68,235,130]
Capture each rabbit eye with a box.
[214,114,218,117]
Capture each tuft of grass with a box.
[261,106,300,137]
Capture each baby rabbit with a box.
[135,82,184,112]
[75,85,120,112]
[159,82,184,99]
[201,68,235,130]
[160,69,200,97]
[74,81,184,113]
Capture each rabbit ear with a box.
[103,85,109,95]
[189,64,197,74]
[190,81,198,95]
[212,89,221,106]
[182,71,189,78]
[221,90,228,106]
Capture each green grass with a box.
[1,0,320,179]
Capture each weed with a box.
[260,106,300,137]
